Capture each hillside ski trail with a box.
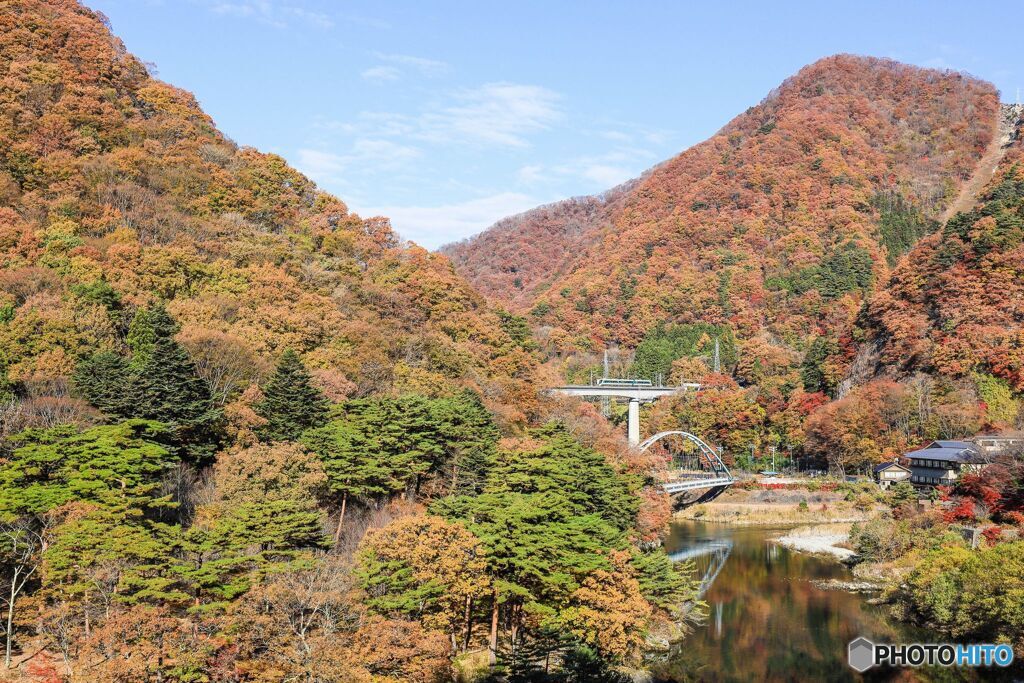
[940,103,1022,223]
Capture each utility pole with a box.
[713,338,721,374]
[601,349,610,416]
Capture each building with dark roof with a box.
[902,440,990,487]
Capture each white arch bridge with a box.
[549,382,736,496]
[640,431,735,495]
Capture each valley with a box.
[0,1,1023,682]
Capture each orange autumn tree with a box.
[562,550,652,662]
[355,515,491,652]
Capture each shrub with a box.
[854,493,876,513]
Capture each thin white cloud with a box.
[282,6,334,29]
[516,164,548,185]
[521,145,655,190]
[599,130,633,143]
[421,82,563,147]
[581,164,632,186]
[295,140,421,184]
[203,1,333,29]
[373,52,451,77]
[361,65,401,83]
[356,192,541,248]
[922,56,952,70]
[317,82,563,149]
[296,84,674,246]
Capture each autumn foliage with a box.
[864,121,1024,400]
[0,0,542,437]
[450,56,998,354]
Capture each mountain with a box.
[863,104,1024,395]
[447,56,1001,356]
[442,178,638,309]
[0,0,541,432]
[0,6,704,681]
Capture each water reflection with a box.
[652,521,973,682]
[668,539,732,598]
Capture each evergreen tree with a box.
[302,390,500,540]
[815,241,875,299]
[331,395,441,495]
[0,420,174,520]
[134,331,221,459]
[301,418,396,542]
[43,503,189,608]
[497,309,538,352]
[73,351,133,418]
[182,488,328,608]
[433,390,501,495]
[486,427,639,533]
[630,549,697,612]
[256,349,330,442]
[632,323,737,382]
[800,336,840,396]
[73,304,222,460]
[429,427,697,661]
[126,302,179,366]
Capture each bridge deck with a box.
[550,384,700,400]
[661,477,735,494]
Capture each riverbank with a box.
[675,484,877,526]
[772,523,856,560]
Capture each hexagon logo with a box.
[848,637,875,672]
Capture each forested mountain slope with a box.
[863,108,1024,396]
[441,178,638,309]
[450,56,1000,355]
[0,0,541,429]
[0,3,697,680]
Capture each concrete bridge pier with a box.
[548,383,694,448]
[627,399,641,446]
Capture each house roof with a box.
[873,462,910,473]
[904,445,985,464]
[928,440,974,450]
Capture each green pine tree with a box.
[73,304,222,459]
[73,351,133,418]
[302,418,396,542]
[630,548,697,612]
[44,503,189,608]
[485,426,640,533]
[432,390,500,495]
[126,302,179,366]
[256,349,330,442]
[0,420,175,520]
[134,330,221,460]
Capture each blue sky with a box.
[90,0,1022,249]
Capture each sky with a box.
[89,0,1023,249]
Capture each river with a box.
[650,521,996,682]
